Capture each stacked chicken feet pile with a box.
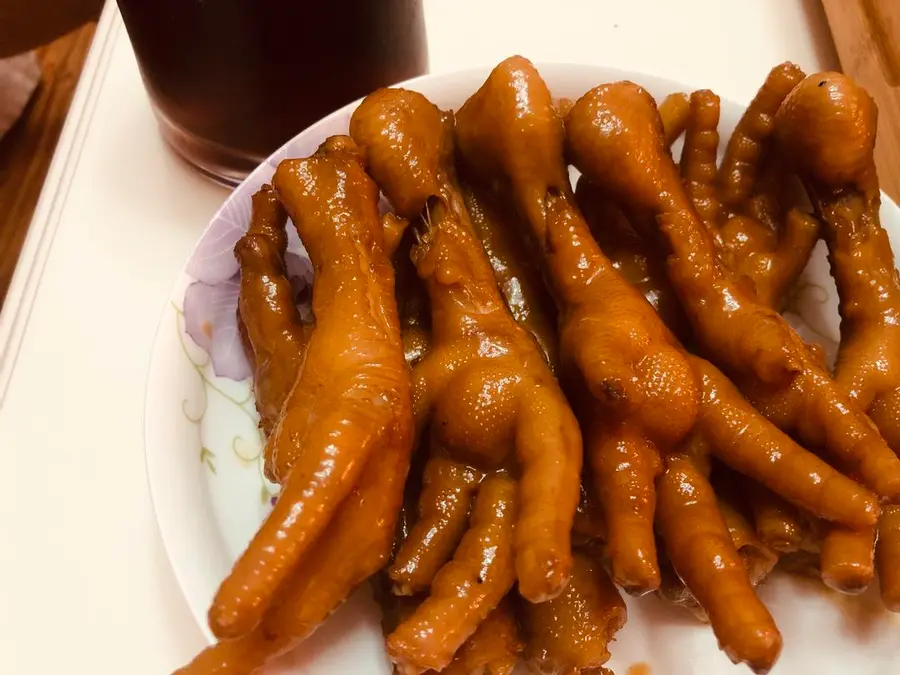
[175,56,900,675]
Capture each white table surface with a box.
[0,1,839,672]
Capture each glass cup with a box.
[117,0,428,185]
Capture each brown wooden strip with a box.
[820,0,900,201]
[0,22,97,305]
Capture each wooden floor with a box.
[0,23,97,306]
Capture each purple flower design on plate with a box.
[183,276,249,381]
[183,183,314,381]
[181,106,358,381]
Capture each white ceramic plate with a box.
[144,63,900,675]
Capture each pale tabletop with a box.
[0,1,840,673]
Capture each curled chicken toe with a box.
[234,185,311,440]
[205,137,414,641]
[389,456,484,595]
[679,64,820,311]
[455,56,700,595]
[715,480,778,586]
[658,92,691,146]
[657,454,782,673]
[680,89,723,230]
[565,79,900,503]
[743,481,804,554]
[775,71,900,601]
[350,86,582,669]
[388,473,518,674]
[719,62,806,207]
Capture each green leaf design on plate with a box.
[200,446,217,475]
[173,302,268,482]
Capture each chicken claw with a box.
[206,137,414,639]
[577,172,879,534]
[456,56,701,595]
[689,355,878,531]
[678,64,817,311]
[456,57,698,446]
[351,87,581,645]
[176,399,413,674]
[775,71,900,600]
[657,454,782,673]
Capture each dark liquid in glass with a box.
[117,0,428,183]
